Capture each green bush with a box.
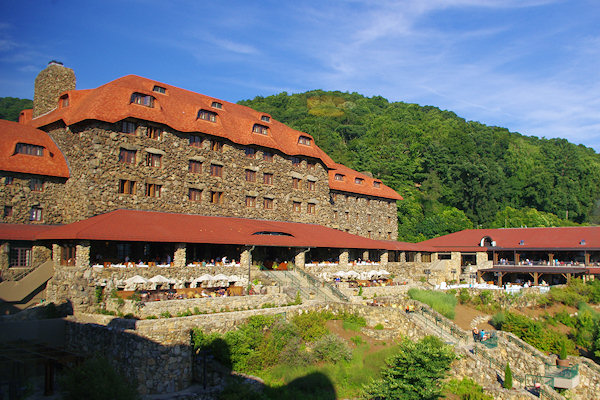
[160,311,172,318]
[351,336,364,345]
[490,312,505,329]
[292,311,333,341]
[60,356,140,400]
[374,323,384,330]
[145,315,157,319]
[339,312,366,332]
[408,288,457,319]
[312,334,352,363]
[504,363,513,389]
[444,378,493,400]
[94,287,104,304]
[500,312,573,354]
[458,288,471,304]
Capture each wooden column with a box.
[515,252,520,265]
[493,251,498,265]
[548,253,554,265]
[585,252,590,266]
[529,272,539,286]
[497,272,505,287]
[476,270,482,283]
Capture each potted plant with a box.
[557,340,569,367]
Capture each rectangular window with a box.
[367,214,372,222]
[189,160,202,173]
[10,247,31,267]
[153,85,166,94]
[29,207,42,221]
[15,143,44,156]
[263,151,273,162]
[261,115,270,122]
[146,126,162,140]
[189,188,202,202]
[355,177,364,185]
[245,147,256,158]
[291,157,301,167]
[122,121,137,134]
[293,201,301,213]
[331,193,338,202]
[245,196,256,208]
[211,140,223,152]
[130,93,154,107]
[292,177,301,189]
[5,176,13,185]
[345,211,349,221]
[245,169,256,182]
[211,101,222,109]
[61,244,76,266]
[307,203,316,214]
[388,216,391,225]
[210,191,224,204]
[263,173,273,185]
[198,109,217,122]
[263,198,273,210]
[307,161,316,170]
[333,210,338,220]
[30,178,43,192]
[119,148,136,164]
[190,135,202,147]
[59,95,69,108]
[373,181,381,188]
[145,153,162,168]
[387,232,392,240]
[252,124,268,135]
[334,174,344,181]
[210,164,223,177]
[307,180,315,191]
[145,183,161,198]
[298,136,312,146]
[119,179,136,194]
[4,206,13,217]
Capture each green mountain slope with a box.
[239,90,600,241]
[0,97,32,122]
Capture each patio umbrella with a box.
[149,275,172,283]
[213,273,229,281]
[377,269,391,276]
[198,273,214,282]
[228,275,241,282]
[124,275,148,285]
[346,270,359,279]
[334,271,347,278]
[367,270,379,278]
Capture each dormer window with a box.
[15,143,44,156]
[153,85,166,94]
[355,178,364,185]
[130,93,155,107]
[298,136,312,146]
[198,109,217,122]
[519,240,525,246]
[373,181,381,188]
[334,174,344,181]
[261,115,271,122]
[253,124,269,135]
[59,94,69,108]
[211,101,223,109]
[580,240,586,245]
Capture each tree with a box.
[0,97,33,122]
[503,363,513,389]
[361,336,456,400]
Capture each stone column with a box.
[476,252,488,267]
[379,250,388,267]
[0,242,9,271]
[75,240,90,268]
[431,252,439,262]
[339,249,349,268]
[240,246,253,270]
[32,245,51,267]
[294,248,308,269]
[415,252,422,263]
[400,251,406,263]
[52,243,61,265]
[173,243,186,268]
[362,250,370,261]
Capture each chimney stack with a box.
[33,61,76,118]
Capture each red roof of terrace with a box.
[0,223,58,241]
[27,75,400,200]
[36,209,391,249]
[420,227,600,251]
[0,119,69,178]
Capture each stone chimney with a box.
[33,60,76,118]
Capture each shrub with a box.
[504,363,513,389]
[479,290,493,306]
[500,312,573,354]
[145,315,157,319]
[160,311,172,318]
[490,312,505,329]
[94,287,104,304]
[339,312,366,332]
[444,378,493,400]
[374,323,384,330]
[458,288,471,304]
[60,356,140,400]
[358,286,363,296]
[312,334,352,363]
[292,311,332,341]
[351,335,364,345]
[559,340,568,360]
[261,302,276,309]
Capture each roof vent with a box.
[519,240,525,246]
[48,60,64,66]
[580,239,586,245]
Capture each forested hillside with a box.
[239,91,600,241]
[0,97,32,122]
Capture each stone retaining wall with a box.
[105,293,290,318]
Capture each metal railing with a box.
[416,304,470,343]
[262,270,327,301]
[295,265,350,302]
[473,345,524,385]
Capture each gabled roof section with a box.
[328,163,402,200]
[0,223,58,241]
[420,227,600,251]
[28,74,402,201]
[36,209,389,249]
[0,119,69,178]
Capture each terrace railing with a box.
[294,265,350,302]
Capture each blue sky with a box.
[1,0,599,151]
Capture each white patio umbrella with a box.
[212,273,229,281]
[346,270,359,279]
[198,273,214,281]
[124,275,148,285]
[149,275,172,283]
[377,269,391,276]
[334,271,347,278]
[228,275,241,282]
[367,269,379,278]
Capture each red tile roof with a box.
[27,75,401,200]
[420,227,600,251]
[35,209,391,249]
[329,163,403,200]
[0,223,58,241]
[0,119,70,178]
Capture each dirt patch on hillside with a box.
[326,319,390,355]
[453,304,494,331]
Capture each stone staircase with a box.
[0,260,54,312]
[261,269,339,302]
